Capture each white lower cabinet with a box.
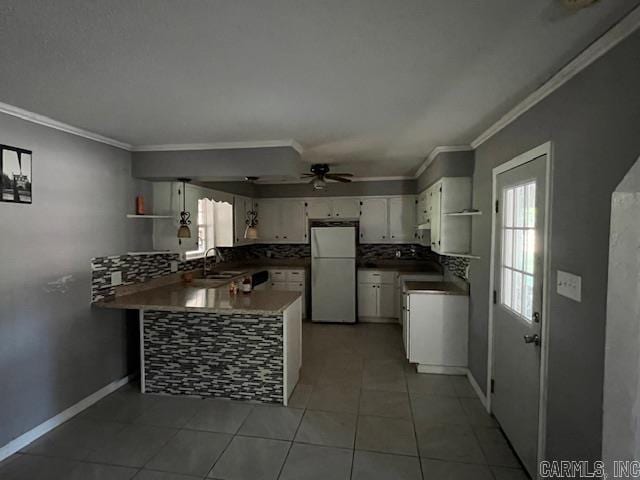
[357,270,398,322]
[405,292,468,374]
[268,269,307,319]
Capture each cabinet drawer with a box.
[358,270,397,284]
[270,281,288,290]
[286,270,305,282]
[270,270,287,282]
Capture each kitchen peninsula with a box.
[95,275,302,406]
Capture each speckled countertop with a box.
[403,281,468,296]
[95,282,301,314]
[94,264,305,315]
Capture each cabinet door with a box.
[378,283,397,318]
[306,199,332,219]
[430,186,442,252]
[359,198,388,243]
[357,283,378,317]
[417,192,427,225]
[233,196,248,245]
[286,281,306,319]
[388,196,416,242]
[257,200,280,242]
[280,200,307,243]
[332,198,360,219]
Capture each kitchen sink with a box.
[204,270,247,280]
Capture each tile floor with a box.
[0,323,529,480]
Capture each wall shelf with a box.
[440,252,481,259]
[126,214,173,219]
[126,250,175,255]
[444,211,482,216]
[416,223,431,230]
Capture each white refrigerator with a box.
[311,227,356,323]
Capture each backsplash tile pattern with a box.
[143,310,283,403]
[91,253,180,302]
[91,243,468,302]
[438,255,470,280]
[357,244,437,262]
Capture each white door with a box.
[306,198,332,219]
[492,154,547,476]
[332,198,360,218]
[257,200,280,242]
[357,283,378,317]
[388,196,416,242]
[360,198,388,243]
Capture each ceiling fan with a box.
[301,164,354,190]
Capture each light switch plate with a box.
[111,271,122,286]
[557,270,581,302]
[170,261,178,273]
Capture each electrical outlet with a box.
[110,271,122,286]
[557,270,581,302]
[170,261,178,273]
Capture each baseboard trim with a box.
[467,370,489,412]
[416,365,468,375]
[0,374,133,462]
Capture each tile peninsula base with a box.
[140,302,301,404]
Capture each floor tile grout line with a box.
[275,390,310,480]
[348,371,364,480]
[405,362,427,480]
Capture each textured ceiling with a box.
[0,0,637,176]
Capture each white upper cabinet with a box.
[306,197,360,219]
[233,195,255,246]
[280,200,307,243]
[306,198,332,219]
[257,199,307,243]
[388,196,416,242]
[359,198,388,243]
[331,198,360,218]
[256,199,281,243]
[359,196,415,244]
[422,177,473,255]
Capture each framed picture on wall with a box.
[1,144,32,204]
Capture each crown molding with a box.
[0,101,132,150]
[131,139,304,154]
[471,4,640,149]
[413,145,473,179]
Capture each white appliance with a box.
[311,227,356,323]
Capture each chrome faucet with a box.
[203,247,225,276]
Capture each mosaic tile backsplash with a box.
[143,310,284,403]
[91,253,181,302]
[91,242,468,302]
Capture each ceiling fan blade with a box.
[325,174,352,183]
[328,173,354,177]
[300,173,315,177]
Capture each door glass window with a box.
[501,181,536,321]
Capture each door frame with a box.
[486,141,553,475]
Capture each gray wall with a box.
[416,150,474,192]
[469,30,640,462]
[198,181,258,198]
[0,113,151,447]
[131,146,304,180]
[256,179,417,198]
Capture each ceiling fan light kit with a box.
[302,163,354,190]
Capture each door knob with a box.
[523,334,541,346]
